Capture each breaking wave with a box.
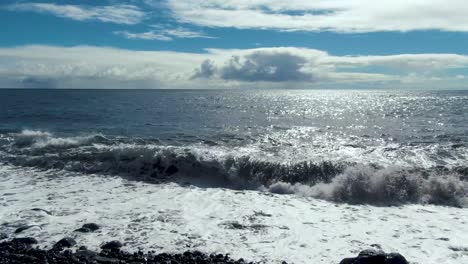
[267,166,467,207]
[1,130,467,207]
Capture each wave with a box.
[1,130,467,207]
[267,166,467,207]
[10,129,112,149]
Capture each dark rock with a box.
[75,227,90,232]
[75,249,98,258]
[0,233,7,240]
[94,256,120,263]
[339,249,408,264]
[31,208,53,215]
[11,237,38,244]
[75,223,100,233]
[0,236,259,264]
[101,240,122,250]
[14,225,34,234]
[10,254,38,262]
[83,223,100,231]
[387,253,409,264]
[165,165,179,175]
[54,237,77,248]
[339,258,355,264]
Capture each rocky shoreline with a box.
[0,237,255,264]
[1,223,409,264]
[0,236,409,264]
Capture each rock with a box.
[94,256,120,263]
[11,237,38,245]
[31,208,53,215]
[386,253,409,264]
[0,237,258,263]
[101,240,122,250]
[75,223,100,233]
[339,258,355,264]
[339,249,408,264]
[14,225,34,234]
[54,237,77,248]
[0,233,7,240]
[75,249,98,258]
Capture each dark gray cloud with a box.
[20,77,57,89]
[192,59,217,79]
[193,51,315,82]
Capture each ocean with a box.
[0,89,467,263]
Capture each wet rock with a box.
[75,249,98,258]
[31,208,53,215]
[101,240,122,250]
[0,237,259,264]
[75,223,100,233]
[0,233,7,240]
[94,256,120,263]
[11,237,38,245]
[339,249,408,264]
[54,237,77,249]
[14,225,34,234]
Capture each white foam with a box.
[11,129,102,149]
[267,166,468,207]
[1,165,467,264]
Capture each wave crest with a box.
[268,166,467,207]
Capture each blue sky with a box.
[1,0,468,89]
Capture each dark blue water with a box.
[0,89,467,206]
[1,89,467,143]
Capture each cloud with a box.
[166,0,468,32]
[114,31,173,41]
[219,51,314,82]
[115,26,214,41]
[193,47,468,84]
[19,76,57,89]
[0,45,206,89]
[0,45,467,89]
[6,3,145,24]
[192,60,217,79]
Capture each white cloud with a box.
[159,27,214,39]
[115,26,214,41]
[0,45,467,89]
[6,3,146,25]
[114,31,173,41]
[195,47,468,82]
[166,0,468,32]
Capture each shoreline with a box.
[0,235,409,264]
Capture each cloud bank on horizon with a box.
[1,45,467,89]
[1,0,468,89]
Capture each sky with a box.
[1,0,468,89]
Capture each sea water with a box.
[0,89,467,263]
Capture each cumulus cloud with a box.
[192,60,217,79]
[219,52,314,82]
[166,0,468,32]
[115,26,214,41]
[6,3,146,24]
[0,45,467,89]
[192,47,468,84]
